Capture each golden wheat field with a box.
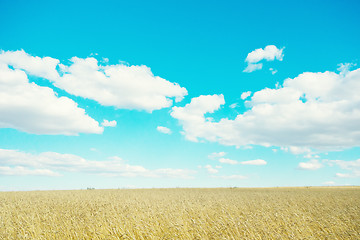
[0,187,359,239]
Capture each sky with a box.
[0,0,360,191]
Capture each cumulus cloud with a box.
[0,149,196,179]
[0,64,103,135]
[244,45,284,72]
[56,57,188,112]
[171,94,225,142]
[157,126,172,134]
[171,67,360,151]
[246,45,284,63]
[0,50,188,113]
[0,49,60,80]
[241,91,252,100]
[0,49,188,134]
[101,120,117,127]
[298,159,323,170]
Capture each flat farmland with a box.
[0,187,359,239]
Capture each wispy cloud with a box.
[208,152,226,159]
[328,159,360,178]
[213,175,247,180]
[0,149,196,179]
[0,166,60,177]
[218,158,267,166]
[337,62,356,75]
[219,158,238,165]
[229,103,238,109]
[323,181,335,185]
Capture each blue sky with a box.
[0,0,360,190]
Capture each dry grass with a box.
[0,187,359,239]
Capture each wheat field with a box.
[0,187,359,239]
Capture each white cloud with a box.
[281,146,311,155]
[56,57,187,112]
[0,64,103,135]
[215,175,247,180]
[0,50,188,112]
[335,173,352,178]
[246,45,284,63]
[171,67,360,151]
[0,50,60,80]
[171,94,225,142]
[0,149,196,179]
[208,152,226,159]
[329,159,360,170]
[304,153,320,159]
[337,63,356,75]
[298,159,323,170]
[240,159,267,165]
[229,103,238,109]
[269,68,278,75]
[335,172,360,178]
[243,145,253,150]
[157,126,172,134]
[0,166,60,176]
[244,45,284,72]
[241,91,252,100]
[243,63,263,73]
[0,49,188,134]
[217,158,267,166]
[323,181,335,185]
[328,159,360,178]
[152,168,196,179]
[219,158,238,165]
[204,165,218,174]
[101,119,117,127]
